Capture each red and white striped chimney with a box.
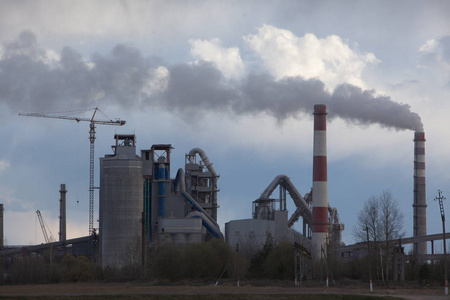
[413,131,427,255]
[312,104,329,258]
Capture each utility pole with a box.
[326,237,330,287]
[236,243,240,287]
[321,240,330,287]
[435,190,447,295]
[366,225,373,292]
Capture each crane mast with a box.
[36,210,54,243]
[89,122,95,236]
[20,108,126,235]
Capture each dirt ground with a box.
[0,282,448,300]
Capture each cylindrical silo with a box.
[100,134,143,268]
[413,131,427,256]
[311,104,329,259]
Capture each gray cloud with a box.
[0,31,161,111]
[0,31,423,131]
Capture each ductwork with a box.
[174,168,223,239]
[259,174,312,225]
[187,148,219,221]
[288,192,312,228]
[328,206,339,225]
[188,148,217,175]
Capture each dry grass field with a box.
[0,281,447,300]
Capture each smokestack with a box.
[312,104,329,258]
[413,132,427,255]
[0,204,3,249]
[59,184,67,243]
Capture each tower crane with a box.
[20,108,126,235]
[36,210,55,243]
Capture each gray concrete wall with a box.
[225,211,310,256]
[158,218,203,243]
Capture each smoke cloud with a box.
[0,31,423,131]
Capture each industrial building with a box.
[0,104,437,281]
[99,134,222,267]
[94,106,435,271]
[99,105,344,267]
[226,105,344,261]
[225,176,313,256]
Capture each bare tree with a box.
[379,190,404,280]
[353,196,380,244]
[353,196,382,279]
[353,190,404,281]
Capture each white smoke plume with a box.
[0,31,423,131]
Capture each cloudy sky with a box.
[0,0,449,249]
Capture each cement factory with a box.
[0,104,444,280]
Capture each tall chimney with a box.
[413,132,427,255]
[312,104,329,258]
[0,204,3,249]
[59,184,67,243]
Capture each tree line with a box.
[0,190,445,284]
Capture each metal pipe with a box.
[158,164,166,218]
[174,168,223,239]
[260,174,311,223]
[188,148,217,175]
[312,104,329,259]
[188,148,218,220]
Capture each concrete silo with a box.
[99,134,143,268]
